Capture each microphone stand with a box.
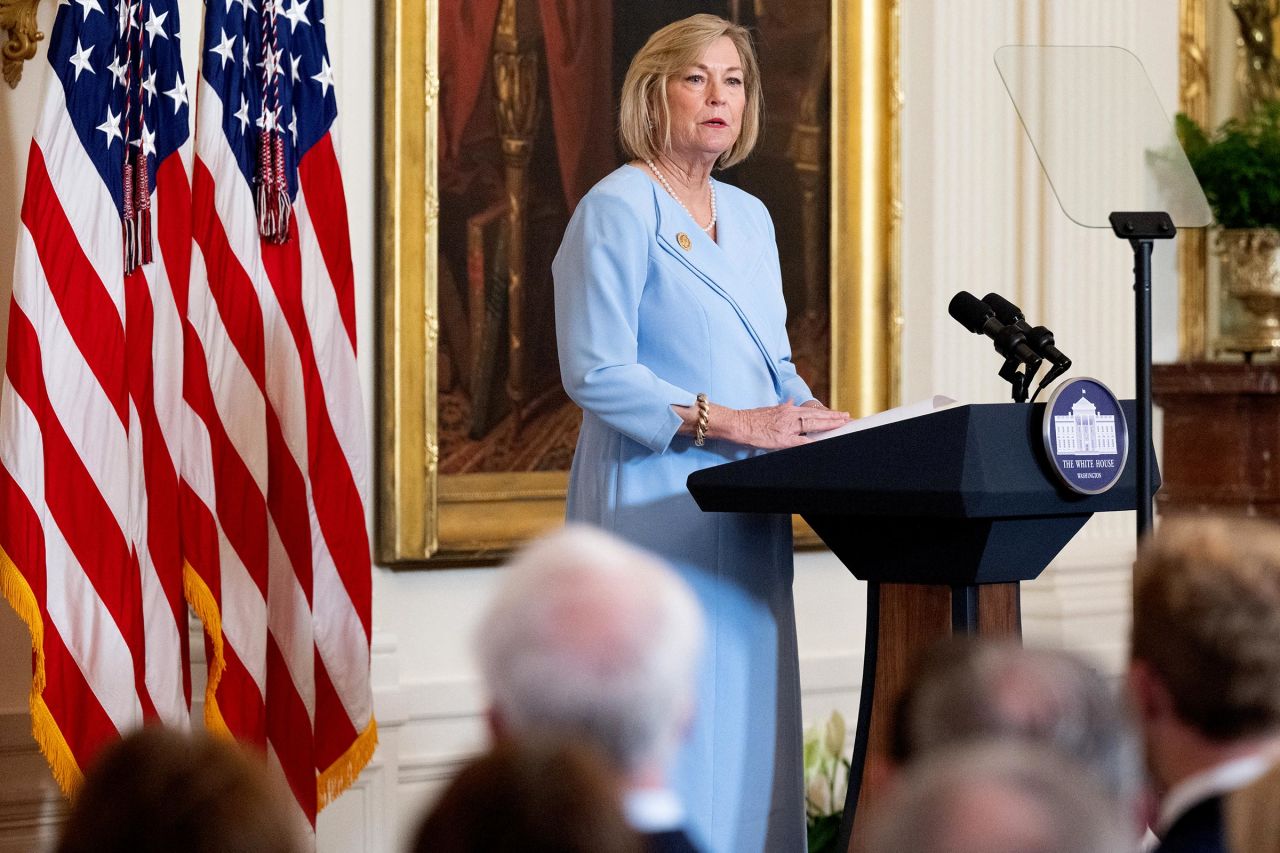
[1109,212,1175,540]
[998,355,1037,404]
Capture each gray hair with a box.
[903,638,1143,808]
[475,526,704,775]
[866,742,1131,853]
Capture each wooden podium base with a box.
[837,582,1022,852]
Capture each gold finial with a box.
[1,0,44,89]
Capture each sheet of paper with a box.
[806,395,961,442]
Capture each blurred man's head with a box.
[1129,516,1280,789]
[410,736,641,853]
[899,637,1141,811]
[866,742,1130,853]
[475,526,704,781]
[56,726,301,853]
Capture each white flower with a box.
[807,771,832,815]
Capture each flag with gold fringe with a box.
[0,0,193,792]
[183,0,376,826]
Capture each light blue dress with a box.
[553,164,813,853]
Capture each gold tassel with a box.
[316,717,379,811]
[182,562,232,739]
[0,546,85,797]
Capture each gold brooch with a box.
[676,232,692,251]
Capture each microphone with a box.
[980,293,1072,373]
[948,291,1041,366]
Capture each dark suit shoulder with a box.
[1156,797,1226,853]
[641,828,701,853]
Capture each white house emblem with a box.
[1053,391,1118,455]
[1041,377,1128,495]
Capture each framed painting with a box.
[379,0,901,565]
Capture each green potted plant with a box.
[1177,101,1280,351]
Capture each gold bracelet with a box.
[694,393,710,446]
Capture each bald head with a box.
[866,743,1130,853]
[476,526,704,775]
[900,638,1141,807]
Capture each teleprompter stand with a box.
[1110,211,1177,536]
[993,46,1210,538]
[687,402,1157,851]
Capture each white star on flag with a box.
[68,38,94,80]
[234,94,251,132]
[256,106,278,133]
[290,52,302,83]
[209,30,236,69]
[258,44,280,77]
[96,106,122,146]
[283,0,310,32]
[164,75,188,113]
[143,68,157,102]
[77,0,102,19]
[107,54,126,86]
[144,7,168,44]
[130,124,157,157]
[288,111,297,143]
[312,57,334,97]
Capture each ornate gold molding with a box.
[379,0,436,561]
[378,0,902,565]
[1178,0,1210,359]
[832,0,902,413]
[1,0,44,89]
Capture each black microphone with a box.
[948,291,1041,366]
[980,293,1072,373]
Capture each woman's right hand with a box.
[726,401,851,450]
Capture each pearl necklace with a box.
[645,158,716,234]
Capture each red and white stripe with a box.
[0,63,191,791]
[185,61,374,827]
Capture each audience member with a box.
[410,736,642,853]
[1129,516,1280,853]
[1226,756,1280,853]
[864,741,1131,853]
[475,525,706,852]
[55,725,302,853]
[898,636,1143,821]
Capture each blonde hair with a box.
[1132,515,1280,739]
[618,14,762,169]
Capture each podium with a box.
[686,400,1155,851]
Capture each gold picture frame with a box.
[1178,0,1210,359]
[378,0,902,566]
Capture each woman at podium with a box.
[552,15,848,852]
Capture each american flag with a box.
[0,0,374,821]
[0,0,193,791]
[185,0,375,825]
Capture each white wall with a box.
[0,1,1184,851]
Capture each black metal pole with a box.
[1133,238,1154,538]
[1109,212,1173,543]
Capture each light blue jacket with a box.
[554,164,812,853]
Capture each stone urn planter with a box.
[1216,228,1280,353]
